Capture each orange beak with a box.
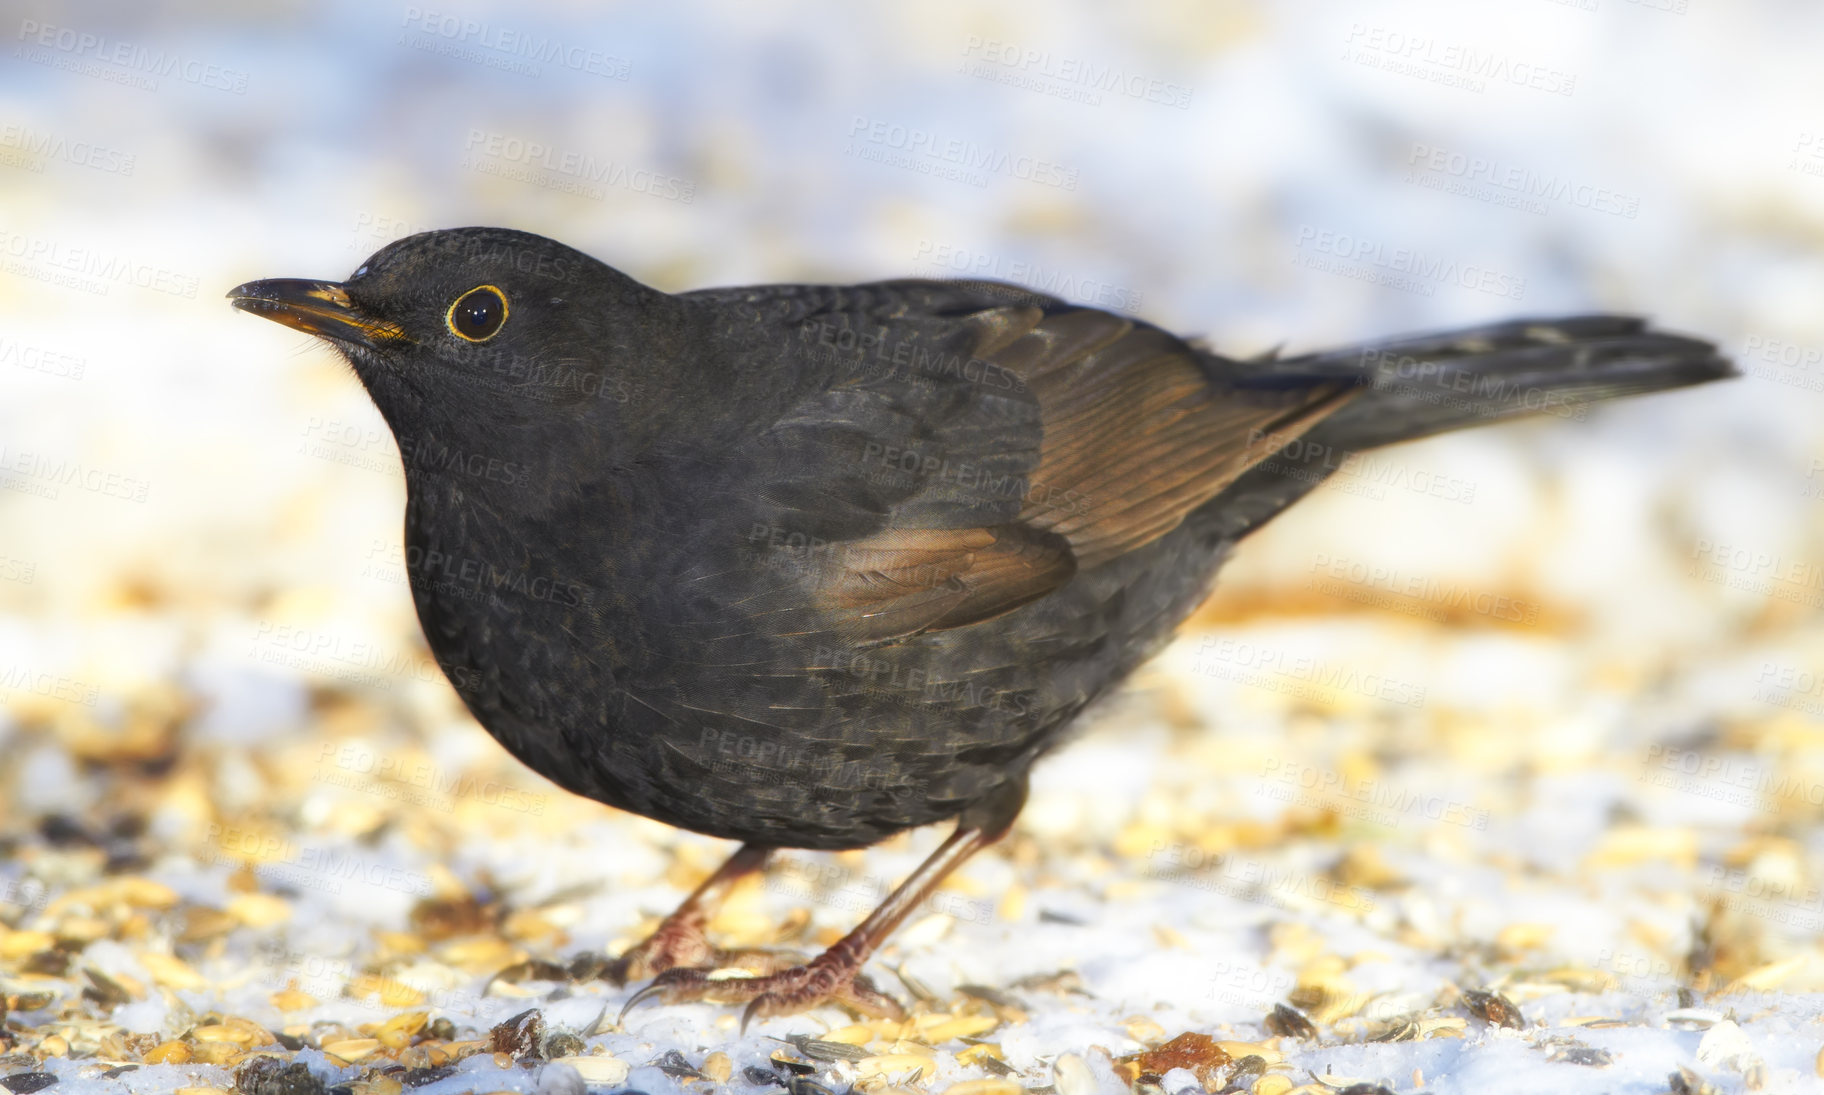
[228,279,408,349]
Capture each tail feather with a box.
[1241,315,1734,451]
[1197,315,1735,541]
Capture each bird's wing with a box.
[724,282,1358,644]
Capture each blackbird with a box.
[230,226,1733,1022]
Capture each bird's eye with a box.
[446,285,508,342]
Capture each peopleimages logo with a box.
[461,129,695,203]
[1342,23,1577,97]
[0,228,200,299]
[14,19,249,93]
[0,445,151,503]
[1293,225,1527,301]
[1739,334,1824,393]
[910,240,1145,314]
[1193,635,1428,710]
[1404,143,1639,219]
[957,36,1192,109]
[399,8,630,80]
[844,116,1079,191]
[0,125,136,176]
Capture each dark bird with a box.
[229,227,1733,1022]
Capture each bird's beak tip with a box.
[227,278,404,348]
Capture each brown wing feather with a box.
[816,302,1355,641]
[1001,309,1357,568]
[825,525,1075,643]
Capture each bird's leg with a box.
[621,779,1025,1026]
[604,842,776,983]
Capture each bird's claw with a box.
[619,955,905,1029]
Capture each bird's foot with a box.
[601,919,705,984]
[603,921,798,985]
[621,948,905,1028]
[600,843,780,985]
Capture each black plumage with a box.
[230,227,1734,1020]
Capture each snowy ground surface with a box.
[4,1,1824,1093]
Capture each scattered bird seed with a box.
[1669,1066,1721,1095]
[487,1009,544,1060]
[235,1058,324,1095]
[957,984,1023,1009]
[767,1053,816,1077]
[777,1035,870,1065]
[399,1069,454,1088]
[1548,1046,1614,1068]
[1266,1003,1317,1040]
[1463,989,1526,1030]
[651,1049,705,1079]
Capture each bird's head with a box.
[229,227,668,436]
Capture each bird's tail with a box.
[1200,315,1735,540]
[1270,315,1734,451]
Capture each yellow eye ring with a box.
[446,285,508,342]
